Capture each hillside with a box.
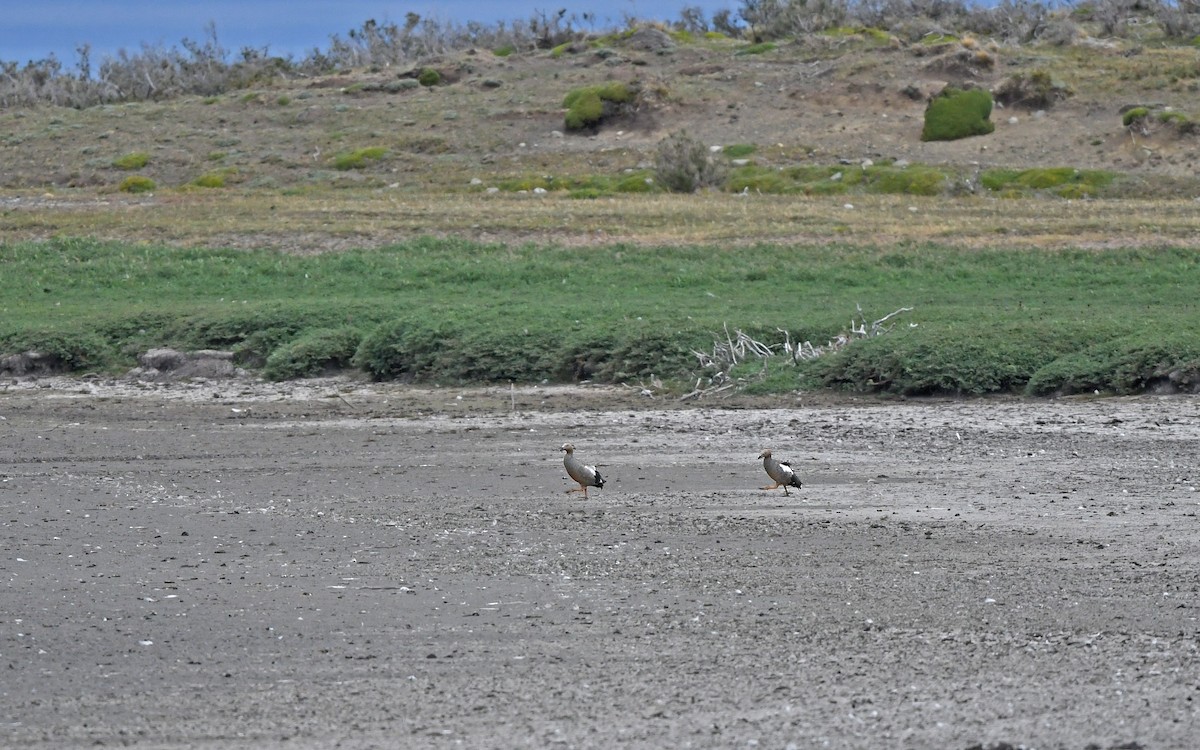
[2,25,1199,251]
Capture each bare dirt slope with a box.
[2,379,1197,748]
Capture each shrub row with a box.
[0,312,707,386]
[5,312,1199,397]
[808,325,1200,396]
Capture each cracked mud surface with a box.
[2,379,1198,748]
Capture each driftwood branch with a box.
[684,306,914,399]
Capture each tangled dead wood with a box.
[681,306,914,400]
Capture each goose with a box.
[561,443,604,498]
[758,449,802,495]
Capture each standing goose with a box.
[561,443,605,498]
[758,449,803,495]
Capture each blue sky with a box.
[2,1,737,66]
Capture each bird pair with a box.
[560,443,803,498]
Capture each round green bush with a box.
[417,68,441,87]
[921,87,994,142]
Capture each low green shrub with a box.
[263,327,363,380]
[191,172,226,188]
[444,328,563,382]
[921,87,994,141]
[727,166,797,194]
[864,165,948,196]
[615,171,658,193]
[813,325,1067,396]
[1026,332,1200,395]
[565,90,604,130]
[980,167,1116,197]
[593,328,704,382]
[118,175,156,193]
[417,67,441,87]
[159,304,355,366]
[354,318,463,381]
[727,164,947,196]
[332,146,388,170]
[0,328,112,373]
[112,152,150,170]
[722,143,757,158]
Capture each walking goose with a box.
[561,443,604,498]
[758,449,803,495]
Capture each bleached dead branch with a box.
[683,306,913,400]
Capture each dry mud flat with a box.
[1,378,1198,749]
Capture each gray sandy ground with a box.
[1,378,1197,749]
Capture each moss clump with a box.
[726,167,796,194]
[980,167,1115,197]
[112,152,149,170]
[563,81,634,131]
[921,87,994,141]
[565,91,604,130]
[615,171,658,193]
[1122,106,1150,127]
[417,68,441,87]
[118,175,156,193]
[865,165,948,196]
[332,146,388,170]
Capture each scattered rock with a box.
[0,351,64,376]
[128,348,247,381]
[625,27,674,54]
